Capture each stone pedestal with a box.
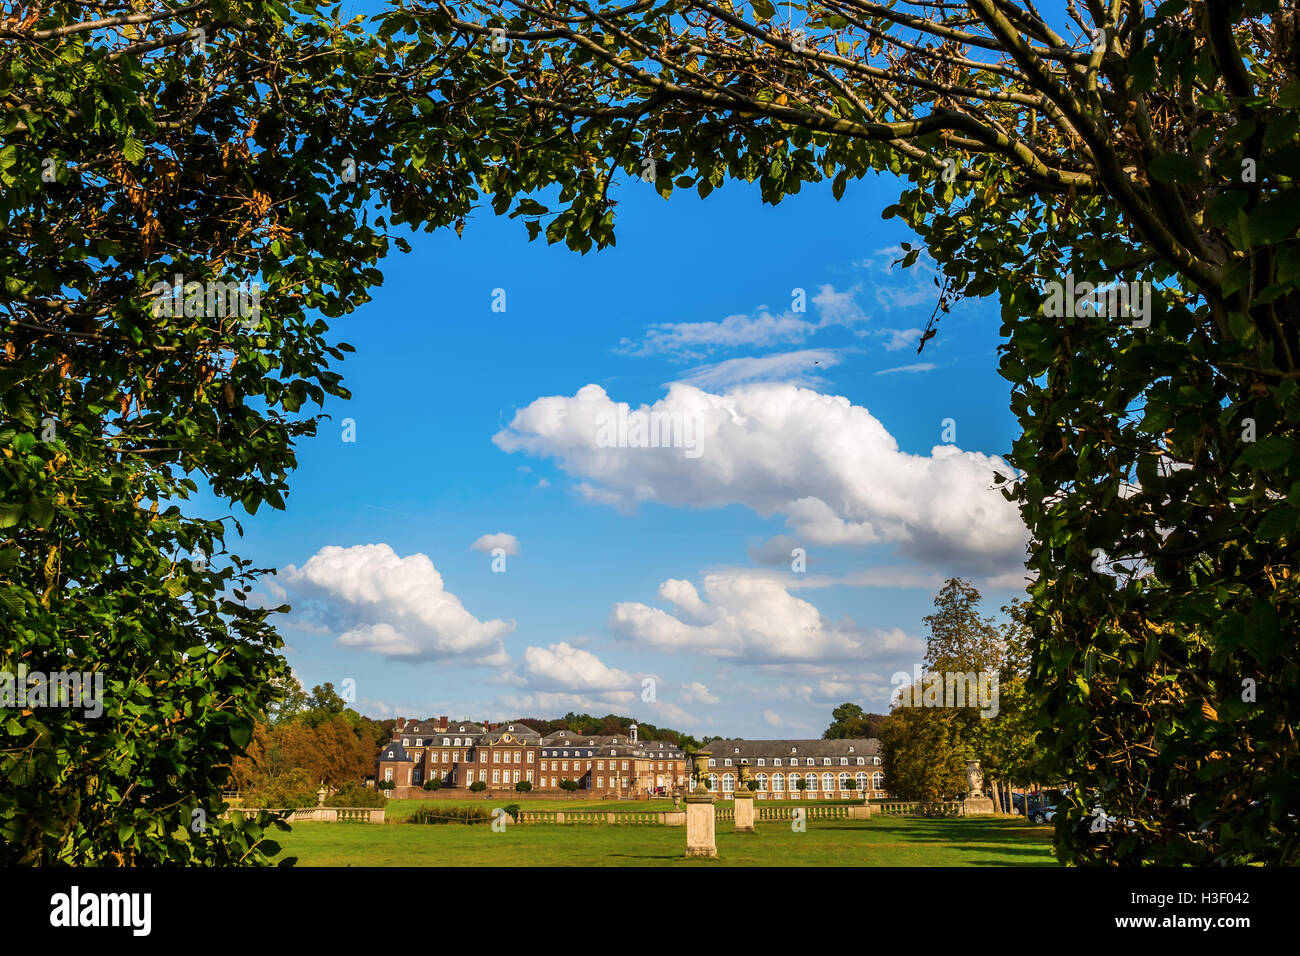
[961,793,996,815]
[684,794,717,857]
[733,792,755,833]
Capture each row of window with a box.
[705,772,884,792]
[538,759,672,772]
[409,749,533,763]
[405,738,473,747]
[709,756,880,767]
[387,767,680,790]
[404,746,684,768]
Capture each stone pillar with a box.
[684,793,717,857]
[733,791,755,833]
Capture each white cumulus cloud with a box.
[609,571,923,664]
[471,532,520,555]
[282,543,513,665]
[521,642,632,693]
[681,680,720,705]
[493,382,1025,572]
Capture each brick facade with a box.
[375,718,688,798]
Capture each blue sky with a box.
[226,156,1027,738]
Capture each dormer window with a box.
[848,746,855,753]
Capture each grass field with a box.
[277,812,1058,867]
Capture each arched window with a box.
[801,772,814,791]
[773,773,785,792]
[707,773,718,792]
[788,772,801,792]
[855,772,868,791]
[838,772,850,791]
[872,772,884,791]
[722,773,735,793]
[822,773,835,793]
[756,773,769,791]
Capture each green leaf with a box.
[1148,153,1201,183]
[1254,506,1295,541]
[1248,195,1300,245]
[1241,436,1293,470]
[122,135,146,165]
[25,496,54,527]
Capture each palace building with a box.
[375,719,887,801]
[375,717,688,798]
[701,739,888,800]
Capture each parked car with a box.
[1028,806,1057,824]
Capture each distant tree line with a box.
[515,713,703,752]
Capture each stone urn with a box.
[737,762,755,795]
[688,750,712,797]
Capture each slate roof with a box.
[378,741,412,762]
[702,739,881,761]
[483,723,542,744]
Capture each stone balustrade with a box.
[878,801,965,816]
[515,809,686,826]
[221,807,386,823]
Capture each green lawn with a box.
[277,813,1058,867]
